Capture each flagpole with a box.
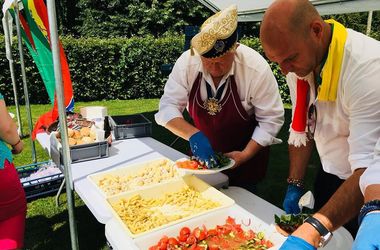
[46,0,79,249]
[2,13,24,138]
[13,0,36,162]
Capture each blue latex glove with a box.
[189,131,216,167]
[280,235,317,250]
[352,212,380,250]
[280,236,316,250]
[283,184,303,214]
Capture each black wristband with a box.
[304,216,329,236]
[358,199,380,225]
[11,138,21,148]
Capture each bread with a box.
[89,131,96,140]
[73,130,81,139]
[68,128,75,137]
[80,127,91,137]
[68,138,77,146]
[82,136,94,144]
[76,139,84,145]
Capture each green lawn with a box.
[8,99,318,250]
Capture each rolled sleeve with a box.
[346,64,380,173]
[252,126,282,146]
[154,54,191,127]
[250,64,284,147]
[359,139,380,194]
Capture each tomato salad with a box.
[149,216,274,250]
[176,153,231,170]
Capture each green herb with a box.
[274,213,310,234]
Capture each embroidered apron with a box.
[188,73,270,185]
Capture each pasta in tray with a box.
[110,186,220,234]
[96,159,177,196]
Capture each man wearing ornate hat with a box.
[155,5,284,191]
[260,0,380,249]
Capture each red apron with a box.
[188,73,270,185]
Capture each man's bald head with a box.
[260,0,322,42]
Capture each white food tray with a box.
[107,175,235,238]
[133,204,286,249]
[87,157,181,198]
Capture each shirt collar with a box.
[200,61,235,91]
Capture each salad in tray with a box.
[175,153,235,174]
[149,216,274,250]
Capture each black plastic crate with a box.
[17,161,64,200]
[50,140,110,167]
[109,114,152,140]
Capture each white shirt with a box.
[360,138,380,194]
[155,44,284,147]
[287,29,380,180]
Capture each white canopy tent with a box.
[197,0,380,22]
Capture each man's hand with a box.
[352,213,380,250]
[280,236,316,250]
[283,184,303,214]
[189,131,216,167]
[224,151,248,169]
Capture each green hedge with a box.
[0,35,289,105]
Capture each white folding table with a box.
[36,133,353,249]
[36,133,229,223]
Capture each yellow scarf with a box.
[318,19,347,101]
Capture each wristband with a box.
[287,177,304,189]
[358,199,380,225]
[11,138,21,148]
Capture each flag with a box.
[5,0,74,139]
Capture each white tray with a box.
[87,157,180,197]
[133,204,286,249]
[107,175,235,238]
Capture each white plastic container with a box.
[106,175,235,238]
[134,204,286,249]
[87,157,180,198]
[80,106,108,120]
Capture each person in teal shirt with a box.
[0,92,26,249]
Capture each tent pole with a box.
[13,0,36,162]
[2,13,24,138]
[46,0,79,249]
[366,10,373,35]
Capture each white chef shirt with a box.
[155,44,284,147]
[287,29,380,179]
[360,138,380,194]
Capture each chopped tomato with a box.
[186,235,197,245]
[159,235,169,244]
[226,216,236,225]
[178,233,188,242]
[207,229,218,237]
[168,237,179,246]
[180,227,191,236]
[208,245,219,250]
[177,160,199,170]
[193,227,207,241]
[245,229,255,240]
[266,240,274,248]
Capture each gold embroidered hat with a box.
[191,4,238,58]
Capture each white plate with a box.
[175,157,235,175]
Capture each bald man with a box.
[261,0,380,249]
